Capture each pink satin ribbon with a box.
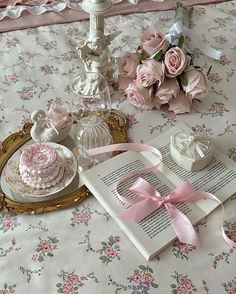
[118,177,236,247]
[88,143,162,189]
[87,143,236,248]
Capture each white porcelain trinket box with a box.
[170,130,215,172]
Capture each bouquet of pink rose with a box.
[118,31,209,114]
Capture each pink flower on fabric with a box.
[62,283,73,294]
[0,290,10,294]
[183,67,209,100]
[176,286,187,294]
[180,243,190,254]
[82,213,91,222]
[104,246,113,256]
[126,80,154,110]
[143,273,154,284]
[104,246,118,258]
[39,240,52,252]
[119,52,140,79]
[133,273,143,284]
[141,31,170,57]
[181,278,192,289]
[136,60,165,87]
[68,274,79,285]
[74,213,83,223]
[227,288,236,294]
[3,218,13,230]
[168,91,192,114]
[164,47,190,77]
[155,77,180,104]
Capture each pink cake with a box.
[19,143,64,189]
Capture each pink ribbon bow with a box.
[118,178,208,246]
[37,115,60,134]
[88,143,236,249]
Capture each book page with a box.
[142,123,236,215]
[81,150,206,260]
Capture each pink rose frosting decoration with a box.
[119,52,140,79]
[164,47,190,78]
[155,78,180,104]
[141,31,170,57]
[125,79,154,110]
[183,67,209,100]
[168,91,192,114]
[136,59,165,87]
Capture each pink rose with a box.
[227,288,236,294]
[176,286,187,294]
[141,31,170,57]
[168,91,192,114]
[155,78,180,104]
[137,59,165,87]
[74,212,83,223]
[183,67,208,100]
[119,52,140,78]
[0,290,10,294]
[181,278,192,289]
[164,47,190,77]
[68,274,79,285]
[143,273,154,284]
[118,76,133,91]
[126,80,154,110]
[82,213,91,222]
[62,283,73,294]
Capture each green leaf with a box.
[178,35,185,48]
[47,252,54,257]
[99,256,106,260]
[139,265,147,271]
[148,267,154,273]
[101,242,107,246]
[151,283,158,288]
[56,283,62,288]
[140,51,148,61]
[171,284,177,288]
[179,73,188,86]
[154,50,164,62]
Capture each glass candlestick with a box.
[71,72,114,170]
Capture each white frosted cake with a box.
[19,143,64,189]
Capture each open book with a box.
[81,123,236,260]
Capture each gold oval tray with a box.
[0,109,128,214]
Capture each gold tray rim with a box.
[0,109,128,214]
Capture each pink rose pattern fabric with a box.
[1,2,236,293]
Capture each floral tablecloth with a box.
[1,1,236,293]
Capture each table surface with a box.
[0,1,236,293]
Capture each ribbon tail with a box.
[165,203,200,246]
[118,199,159,223]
